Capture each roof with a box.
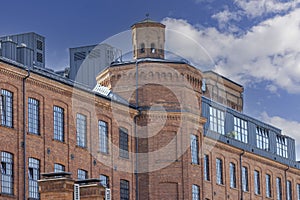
[0,56,133,108]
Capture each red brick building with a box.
[0,19,300,200]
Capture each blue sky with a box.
[1,0,300,158]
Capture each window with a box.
[233,117,248,143]
[216,158,223,185]
[297,184,300,200]
[276,136,288,158]
[53,106,64,142]
[254,170,260,195]
[28,158,39,199]
[192,184,200,200]
[0,89,13,127]
[276,177,282,200]
[256,127,269,150]
[230,163,236,188]
[28,98,39,134]
[287,180,292,200]
[100,174,109,188]
[204,154,210,181]
[36,40,43,50]
[54,163,65,172]
[209,107,225,135]
[266,174,272,198]
[120,179,129,200]
[1,152,13,194]
[99,121,109,153]
[36,52,43,63]
[140,43,145,53]
[77,169,88,180]
[151,43,156,53]
[76,113,87,148]
[119,127,129,159]
[190,134,199,164]
[242,166,249,192]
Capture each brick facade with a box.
[0,19,300,200]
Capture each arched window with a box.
[151,43,155,53]
[140,43,145,53]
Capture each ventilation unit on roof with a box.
[93,84,111,96]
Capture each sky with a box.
[1,0,300,158]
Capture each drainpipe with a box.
[23,66,30,200]
[135,59,140,200]
[239,149,245,200]
[284,165,290,200]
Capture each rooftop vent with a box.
[93,84,111,96]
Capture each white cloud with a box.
[261,112,300,160]
[233,0,300,18]
[162,8,300,93]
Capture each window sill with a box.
[216,183,225,187]
[27,132,41,137]
[52,138,66,144]
[97,151,110,155]
[0,193,16,198]
[0,124,14,129]
[76,145,88,150]
[119,156,130,161]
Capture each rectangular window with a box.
[266,174,271,198]
[287,180,292,200]
[190,134,199,164]
[53,106,64,142]
[120,179,129,200]
[100,174,109,188]
[76,113,87,148]
[216,158,223,185]
[0,89,13,127]
[54,163,65,173]
[234,117,248,143]
[204,154,210,181]
[230,163,236,188]
[77,169,88,180]
[99,121,109,153]
[297,183,300,200]
[276,177,282,200]
[28,158,39,199]
[192,184,200,200]
[1,152,13,194]
[254,170,260,195]
[276,136,288,158]
[242,166,249,192]
[209,107,225,135]
[119,128,129,159]
[28,98,39,134]
[256,127,269,151]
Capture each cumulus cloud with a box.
[162,8,300,93]
[233,0,300,18]
[261,112,300,160]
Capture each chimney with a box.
[16,44,34,68]
[1,39,17,60]
[38,172,75,200]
